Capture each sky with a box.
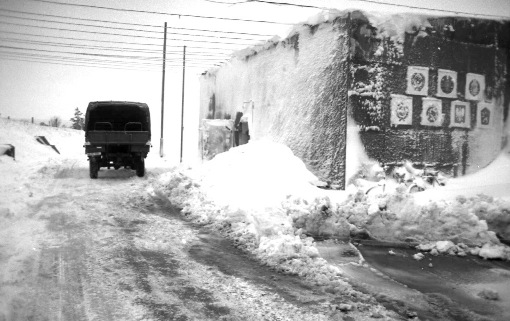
[0,0,509,163]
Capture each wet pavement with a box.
[317,240,510,321]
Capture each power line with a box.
[0,20,164,39]
[0,51,222,69]
[0,30,239,52]
[0,52,216,74]
[249,0,510,19]
[0,46,228,64]
[0,20,256,46]
[29,0,294,25]
[0,54,211,71]
[0,8,274,37]
[0,8,163,28]
[0,51,161,69]
[0,12,269,41]
[0,44,228,63]
[0,37,163,54]
[0,12,162,34]
[203,0,248,4]
[0,37,231,57]
[248,0,325,9]
[0,29,162,47]
[357,0,510,19]
[0,45,161,61]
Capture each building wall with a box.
[349,15,509,175]
[199,16,351,187]
[200,11,509,187]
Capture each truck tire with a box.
[136,158,145,177]
[89,159,99,179]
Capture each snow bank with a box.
[0,118,86,178]
[415,151,510,203]
[153,137,510,261]
[200,140,321,210]
[152,140,360,292]
[0,118,84,162]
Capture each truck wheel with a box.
[89,159,99,179]
[136,158,145,177]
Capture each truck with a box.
[83,101,151,179]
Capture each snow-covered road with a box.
[1,160,383,320]
[2,118,510,320]
[0,163,370,320]
[0,118,395,320]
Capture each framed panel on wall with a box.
[477,102,494,128]
[406,66,429,96]
[465,73,485,101]
[449,100,470,128]
[437,69,457,98]
[421,97,443,127]
[390,94,413,127]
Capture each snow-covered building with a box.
[199,10,510,189]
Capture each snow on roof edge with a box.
[202,8,508,76]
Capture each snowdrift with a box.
[415,151,510,203]
[0,118,88,180]
[0,118,83,162]
[152,138,510,279]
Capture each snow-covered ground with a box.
[152,133,510,272]
[2,117,510,296]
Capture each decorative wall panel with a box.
[406,66,429,96]
[449,100,470,128]
[477,102,493,128]
[465,73,485,101]
[390,94,413,126]
[421,97,443,127]
[437,69,457,98]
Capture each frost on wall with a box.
[200,16,352,187]
[349,13,508,175]
[349,64,386,131]
[199,10,508,186]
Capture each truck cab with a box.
[84,101,151,178]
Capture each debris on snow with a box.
[477,289,500,301]
[415,239,510,260]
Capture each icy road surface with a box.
[2,158,508,321]
[1,167,329,320]
[318,240,510,321]
[2,119,509,320]
[0,159,396,320]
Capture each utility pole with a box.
[180,45,186,163]
[159,22,167,157]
